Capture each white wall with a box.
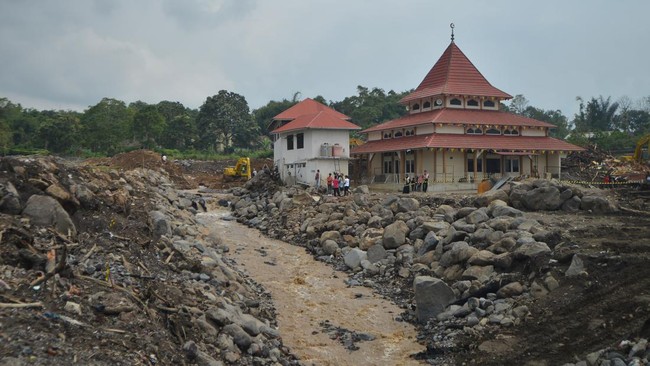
[368,131,382,141]
[274,129,352,184]
[521,127,547,137]
[435,125,464,134]
[417,124,434,135]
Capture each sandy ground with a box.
[199,208,426,366]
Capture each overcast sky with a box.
[1,0,648,119]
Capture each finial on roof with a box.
[450,23,455,42]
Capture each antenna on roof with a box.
[450,23,455,42]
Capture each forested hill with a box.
[0,90,648,158]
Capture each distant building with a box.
[270,98,361,185]
[351,37,583,187]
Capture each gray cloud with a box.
[0,0,648,118]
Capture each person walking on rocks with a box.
[423,170,430,192]
[326,173,333,195]
[315,169,321,189]
[332,174,340,196]
[343,175,350,196]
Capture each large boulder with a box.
[580,195,617,214]
[0,182,22,214]
[149,210,171,238]
[522,186,562,211]
[22,195,77,236]
[344,248,367,270]
[383,220,409,249]
[475,189,509,208]
[413,276,456,322]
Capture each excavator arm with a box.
[633,134,650,163]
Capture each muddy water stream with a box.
[198,208,425,365]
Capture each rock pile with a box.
[230,174,625,363]
[0,155,298,365]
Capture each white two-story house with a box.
[269,98,361,186]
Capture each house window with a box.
[467,158,483,173]
[383,132,392,139]
[450,98,462,106]
[503,128,519,136]
[467,99,479,107]
[505,157,520,173]
[405,129,414,136]
[297,133,304,149]
[486,158,501,174]
[484,100,495,108]
[287,135,294,150]
[394,131,403,138]
[412,103,420,111]
[423,101,431,109]
[466,127,483,135]
[485,128,501,135]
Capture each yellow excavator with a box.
[223,157,251,181]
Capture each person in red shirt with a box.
[326,173,334,195]
[332,173,340,196]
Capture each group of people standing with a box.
[403,170,430,193]
[316,169,350,196]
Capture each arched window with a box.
[486,128,501,135]
[450,98,462,106]
[383,132,392,139]
[423,101,431,109]
[466,127,483,135]
[483,100,495,108]
[404,130,411,136]
[467,99,479,107]
[394,131,403,138]
[503,128,519,136]
[412,103,420,111]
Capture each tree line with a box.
[1,89,649,157]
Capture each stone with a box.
[580,195,617,214]
[320,230,341,244]
[439,242,478,267]
[366,244,387,264]
[514,242,551,259]
[530,281,549,299]
[383,220,409,249]
[468,250,496,266]
[497,282,524,298]
[461,265,494,283]
[566,254,586,277]
[523,186,562,211]
[344,248,367,270]
[22,195,77,236]
[413,276,456,322]
[64,301,82,315]
[359,228,384,250]
[396,197,420,212]
[222,323,252,351]
[491,205,524,218]
[321,240,339,255]
[148,210,171,238]
[544,275,560,291]
[465,208,490,224]
[475,189,509,208]
[0,182,22,214]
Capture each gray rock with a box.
[413,276,456,322]
[367,244,387,263]
[491,205,524,218]
[566,254,585,277]
[439,242,478,267]
[320,230,341,244]
[418,231,439,256]
[467,250,496,266]
[22,195,77,236]
[223,323,252,351]
[475,189,509,207]
[514,242,551,258]
[344,248,367,270]
[396,197,420,212]
[465,208,489,224]
[497,282,524,298]
[0,182,22,214]
[354,185,370,194]
[321,240,339,255]
[148,210,171,238]
[561,196,581,212]
[383,220,409,249]
[580,195,617,214]
[523,186,562,211]
[461,265,494,283]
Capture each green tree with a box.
[573,96,619,132]
[132,105,166,149]
[506,94,530,115]
[523,106,571,139]
[36,111,81,153]
[81,98,130,154]
[252,98,298,135]
[196,90,255,152]
[330,86,408,129]
[164,114,197,150]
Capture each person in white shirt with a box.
[343,175,350,196]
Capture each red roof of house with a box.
[400,42,512,104]
[362,108,556,133]
[271,111,361,134]
[273,98,349,121]
[350,134,584,154]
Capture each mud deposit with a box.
[198,209,425,365]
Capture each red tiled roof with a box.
[362,108,556,133]
[400,42,512,104]
[273,98,349,121]
[350,134,584,154]
[271,111,361,134]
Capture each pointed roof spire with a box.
[400,41,512,104]
[450,23,455,42]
